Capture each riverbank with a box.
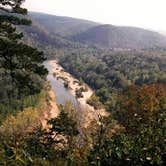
[49,60,93,104]
[40,88,59,128]
[48,60,108,127]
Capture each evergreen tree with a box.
[0,0,48,114]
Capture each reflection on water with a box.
[44,61,78,106]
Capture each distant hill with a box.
[18,12,166,50]
[70,24,166,49]
[20,20,73,49]
[28,12,99,37]
[18,12,99,50]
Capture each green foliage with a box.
[0,92,42,124]
[59,49,166,109]
[87,115,120,166]
[0,103,80,165]
[114,83,166,133]
[106,105,166,165]
[0,108,41,165]
[87,94,103,109]
[0,2,166,166]
[48,111,79,139]
[88,84,166,166]
[0,0,48,121]
[25,108,79,165]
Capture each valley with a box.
[44,60,108,128]
[0,1,166,165]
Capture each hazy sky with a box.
[24,0,166,32]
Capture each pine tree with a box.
[0,0,48,111]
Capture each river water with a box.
[44,61,78,106]
[43,60,107,130]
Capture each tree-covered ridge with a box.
[17,12,166,51]
[0,0,47,121]
[70,24,166,49]
[28,12,99,37]
[0,1,165,165]
[59,48,166,108]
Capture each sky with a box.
[24,0,166,32]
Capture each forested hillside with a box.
[0,1,166,165]
[70,24,166,49]
[19,12,166,50]
[59,48,166,109]
[19,12,92,57]
[29,12,99,37]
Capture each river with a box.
[44,60,78,106]
[44,60,108,128]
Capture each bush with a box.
[87,94,103,109]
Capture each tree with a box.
[109,83,166,165]
[0,0,48,115]
[25,107,79,165]
[88,84,166,166]
[114,83,166,133]
[87,115,122,166]
[0,108,41,165]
